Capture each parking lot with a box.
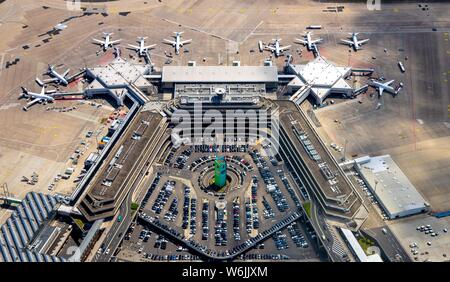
[388,215,450,262]
[116,141,322,260]
[117,215,320,262]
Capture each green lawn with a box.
[73,218,85,231]
[358,237,375,254]
[303,201,311,218]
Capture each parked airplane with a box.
[92,32,121,51]
[340,33,369,51]
[295,31,323,51]
[369,79,399,97]
[162,32,192,55]
[36,64,70,86]
[127,37,156,56]
[19,86,56,111]
[264,38,291,57]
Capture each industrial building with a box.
[355,155,428,219]
[285,56,354,105]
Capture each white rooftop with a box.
[357,155,428,218]
[340,228,383,262]
[162,66,278,83]
[88,58,151,88]
[287,56,353,103]
[293,56,351,87]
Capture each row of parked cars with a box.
[140,173,162,213]
[202,201,209,240]
[280,175,302,210]
[245,201,253,234]
[262,196,275,219]
[273,231,289,250]
[182,186,191,229]
[288,222,309,248]
[215,209,228,246]
[190,198,197,235]
[151,180,175,214]
[144,253,200,261]
[164,197,178,222]
[251,150,289,213]
[173,148,192,169]
[233,201,241,241]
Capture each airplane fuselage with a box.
[50,69,68,85]
[306,33,313,50]
[174,35,181,54]
[274,41,281,57]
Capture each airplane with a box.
[19,86,56,111]
[369,79,399,97]
[92,32,121,51]
[264,38,291,57]
[340,33,369,51]
[162,32,192,55]
[295,31,323,51]
[36,64,70,86]
[127,37,156,56]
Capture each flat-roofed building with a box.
[340,227,383,262]
[355,155,428,219]
[161,66,278,104]
[286,56,353,105]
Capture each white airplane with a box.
[127,37,156,56]
[92,32,121,51]
[19,86,55,111]
[340,33,369,51]
[36,64,70,86]
[369,79,399,97]
[264,38,291,57]
[295,31,323,51]
[162,32,192,55]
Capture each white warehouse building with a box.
[354,155,428,219]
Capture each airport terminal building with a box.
[161,65,279,104]
[285,56,353,105]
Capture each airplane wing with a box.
[92,38,105,45]
[110,40,121,45]
[385,79,395,86]
[163,39,176,45]
[181,39,192,45]
[39,77,58,84]
[295,39,307,44]
[26,98,41,108]
[378,87,384,97]
[127,44,140,50]
[357,39,369,45]
[264,46,275,51]
[340,39,354,45]
[63,69,70,77]
[279,45,291,51]
[144,44,157,49]
[311,39,322,44]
